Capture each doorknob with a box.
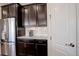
[69,43,75,47]
[65,43,75,47]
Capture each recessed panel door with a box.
[47,3,76,56]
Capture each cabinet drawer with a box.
[35,40,47,44]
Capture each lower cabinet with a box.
[35,43,47,56]
[25,43,35,56]
[35,40,47,56]
[16,42,26,56]
[16,40,35,56]
[16,39,47,56]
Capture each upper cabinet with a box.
[37,4,47,26]
[22,3,47,27]
[2,4,21,18]
[2,5,9,18]
[2,3,47,27]
[22,6,29,26]
[22,5,37,27]
[8,4,16,17]
[29,5,37,26]
[2,4,17,18]
[22,5,36,26]
[2,4,22,27]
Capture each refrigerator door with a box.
[8,43,16,56]
[1,18,16,56]
[8,18,16,42]
[8,18,16,56]
[1,18,9,56]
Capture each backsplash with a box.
[25,27,48,37]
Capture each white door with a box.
[47,3,77,56]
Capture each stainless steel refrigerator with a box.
[1,17,16,56]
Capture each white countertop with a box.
[17,36,48,40]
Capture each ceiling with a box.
[0,3,30,6]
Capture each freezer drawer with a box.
[8,43,16,56]
[1,41,16,56]
[1,41,8,56]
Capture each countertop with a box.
[17,36,48,40]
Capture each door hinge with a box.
[50,36,52,40]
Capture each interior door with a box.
[47,3,76,56]
[76,4,79,56]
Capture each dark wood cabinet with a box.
[2,4,17,18]
[16,42,26,56]
[22,6,29,26]
[23,5,37,27]
[35,40,47,56]
[2,3,23,27]
[16,42,35,56]
[16,39,47,56]
[17,5,23,27]
[35,43,47,56]
[16,39,35,56]
[22,3,47,27]
[8,4,16,17]
[37,4,47,26]
[24,43,35,56]
[2,6,9,18]
[29,5,37,26]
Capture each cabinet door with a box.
[8,4,16,17]
[25,43,35,56]
[28,5,37,26]
[37,4,47,26]
[2,6,8,19]
[18,5,23,27]
[16,42,26,56]
[35,44,47,56]
[23,7,29,26]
